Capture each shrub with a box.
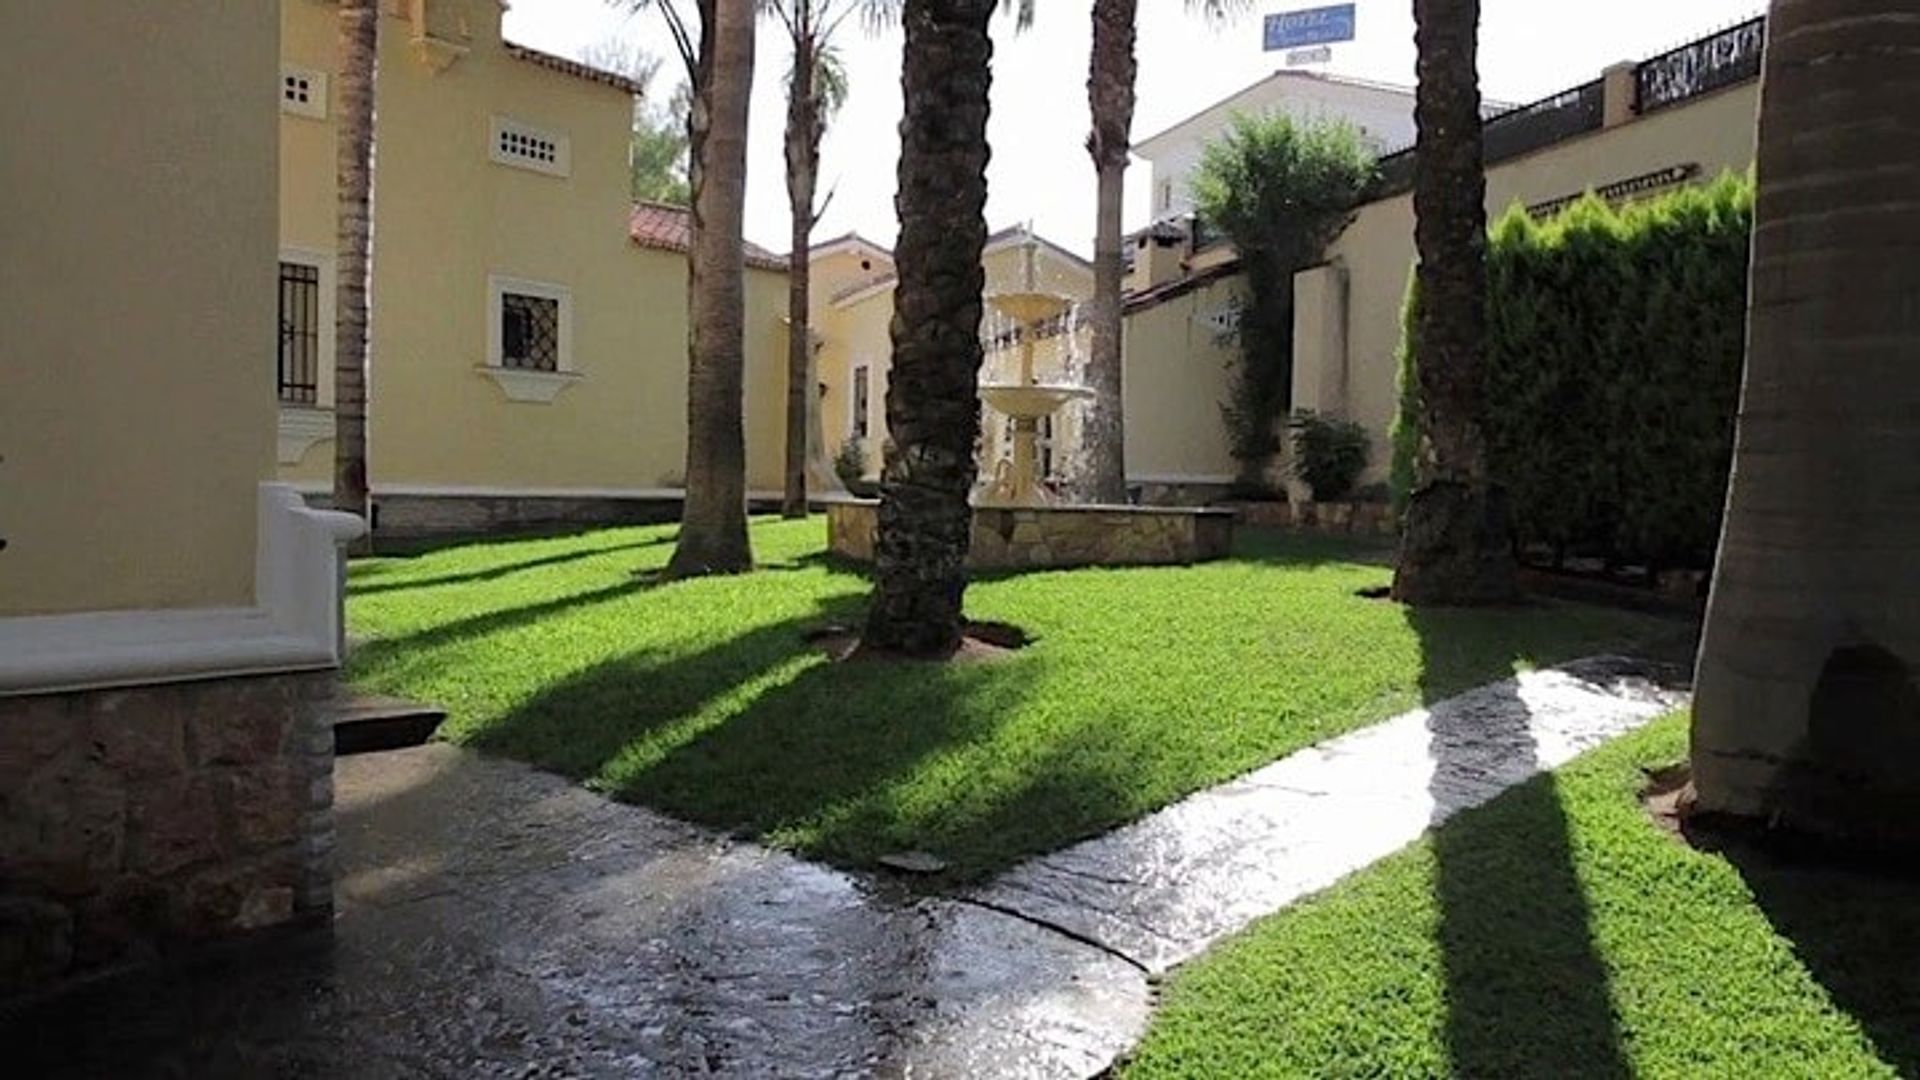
[1288,411,1370,501]
[1193,113,1375,486]
[1392,171,1753,569]
[832,440,867,488]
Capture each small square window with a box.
[501,293,561,372]
[280,64,327,120]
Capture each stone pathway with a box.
[5,656,1685,1078]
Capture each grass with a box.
[345,516,1673,882]
[1123,713,1920,1079]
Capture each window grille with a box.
[277,262,321,405]
[490,117,570,177]
[280,65,327,119]
[501,293,561,371]
[852,365,871,439]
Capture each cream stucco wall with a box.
[277,0,788,499]
[2,3,277,615]
[1121,277,1244,484]
[1299,80,1762,484]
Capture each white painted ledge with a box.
[0,483,366,696]
[475,365,583,403]
[278,406,335,465]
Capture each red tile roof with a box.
[628,201,787,271]
[503,41,648,96]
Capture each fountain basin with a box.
[823,496,1236,572]
[979,383,1094,418]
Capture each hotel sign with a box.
[1263,4,1357,52]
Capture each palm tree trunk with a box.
[1690,0,1920,846]
[860,0,996,657]
[333,0,376,541]
[667,0,756,576]
[1391,0,1516,605]
[782,30,819,520]
[1079,0,1135,505]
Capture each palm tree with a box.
[1690,0,1920,845]
[1079,0,1242,505]
[768,1,856,519]
[632,0,759,576]
[334,0,376,538]
[858,0,998,657]
[1389,0,1517,605]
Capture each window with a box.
[1039,413,1056,480]
[851,365,870,440]
[489,116,570,177]
[500,293,560,371]
[1158,178,1173,212]
[277,261,321,404]
[280,64,327,120]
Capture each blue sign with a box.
[1263,4,1357,52]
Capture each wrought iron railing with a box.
[1636,16,1766,114]
[1367,81,1605,200]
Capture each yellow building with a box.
[814,227,1095,486]
[2,3,361,990]
[276,0,790,535]
[1123,18,1767,497]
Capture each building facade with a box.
[2,3,359,995]
[276,0,791,536]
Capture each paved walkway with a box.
[7,657,1684,1078]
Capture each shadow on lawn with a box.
[1699,835,1920,1074]
[350,536,671,596]
[1410,606,1631,1079]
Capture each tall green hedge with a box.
[1391,171,1753,569]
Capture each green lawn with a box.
[346,516,1672,881]
[1124,713,1920,1079]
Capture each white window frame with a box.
[850,362,871,441]
[488,115,570,178]
[480,274,581,403]
[280,64,328,120]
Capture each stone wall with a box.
[1225,499,1396,538]
[0,672,336,996]
[825,499,1235,571]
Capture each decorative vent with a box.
[489,116,570,177]
[280,64,327,120]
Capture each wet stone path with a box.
[8,657,1684,1078]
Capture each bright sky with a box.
[504,0,1762,256]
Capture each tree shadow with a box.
[1410,606,1631,1079]
[347,576,665,677]
[1687,827,1920,1074]
[349,537,670,596]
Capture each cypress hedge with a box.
[1391,171,1753,570]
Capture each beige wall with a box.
[1308,82,1761,482]
[1121,277,1244,484]
[277,0,788,498]
[1,3,277,615]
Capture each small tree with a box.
[582,38,691,203]
[1192,114,1373,491]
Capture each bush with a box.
[1288,411,1370,501]
[1392,171,1752,569]
[832,440,868,488]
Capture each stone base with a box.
[1223,499,1397,537]
[0,672,337,998]
[825,498,1235,571]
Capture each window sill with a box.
[476,365,582,404]
[277,405,334,465]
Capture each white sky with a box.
[503,0,1763,256]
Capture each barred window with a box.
[500,292,560,372]
[277,261,321,404]
[852,365,871,439]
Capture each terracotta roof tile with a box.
[502,41,647,96]
[628,201,787,270]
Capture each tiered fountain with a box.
[825,229,1234,570]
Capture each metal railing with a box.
[1636,15,1766,114]
[1368,80,1605,200]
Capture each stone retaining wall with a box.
[0,672,337,996]
[1224,499,1397,537]
[826,499,1235,570]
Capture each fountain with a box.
[824,226,1235,570]
[977,234,1093,506]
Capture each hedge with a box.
[1391,171,1753,570]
